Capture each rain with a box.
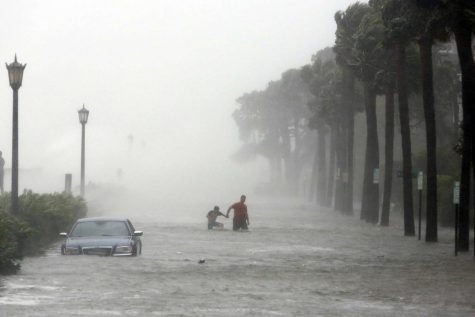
[0,1,475,316]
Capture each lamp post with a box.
[6,55,26,214]
[78,105,89,197]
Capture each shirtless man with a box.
[207,206,227,230]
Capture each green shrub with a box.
[0,211,30,274]
[16,191,87,255]
[0,191,87,274]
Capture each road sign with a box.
[417,171,423,190]
[373,168,379,184]
[453,181,460,204]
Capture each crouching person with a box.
[207,206,227,230]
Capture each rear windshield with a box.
[70,221,130,237]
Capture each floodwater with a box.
[1,201,474,316]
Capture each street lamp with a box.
[6,55,26,214]
[78,105,89,197]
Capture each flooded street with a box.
[1,202,475,316]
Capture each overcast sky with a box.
[0,0,357,202]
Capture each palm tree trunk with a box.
[346,98,355,215]
[326,126,336,207]
[454,23,475,251]
[309,137,319,203]
[343,69,355,215]
[361,83,380,224]
[317,127,327,205]
[419,39,438,242]
[459,125,471,251]
[335,123,347,212]
[281,129,292,193]
[396,42,415,236]
[293,122,302,196]
[381,80,395,226]
[367,85,380,224]
[452,92,459,141]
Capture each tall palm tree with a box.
[334,3,371,215]
[382,0,416,235]
[301,59,341,206]
[352,4,395,224]
[409,1,451,242]
[416,0,475,248]
[452,2,475,252]
[380,75,396,226]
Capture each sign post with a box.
[417,171,423,240]
[453,181,460,256]
[373,168,379,184]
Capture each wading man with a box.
[226,195,250,231]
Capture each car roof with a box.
[76,217,130,223]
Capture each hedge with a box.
[0,191,87,274]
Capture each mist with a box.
[2,1,475,316]
[0,0,354,216]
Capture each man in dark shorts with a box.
[226,195,249,231]
[207,206,227,230]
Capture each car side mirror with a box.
[133,231,143,236]
[59,232,68,237]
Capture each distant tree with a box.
[233,70,312,195]
[234,90,284,184]
[278,69,313,194]
[301,57,341,206]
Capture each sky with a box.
[0,0,357,205]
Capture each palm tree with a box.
[301,59,340,206]
[419,35,439,241]
[351,4,394,224]
[380,75,396,226]
[382,0,416,235]
[452,2,475,252]
[415,0,475,248]
[409,1,451,242]
[334,3,372,215]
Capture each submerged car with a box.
[60,217,143,256]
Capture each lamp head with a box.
[78,104,90,124]
[6,55,26,90]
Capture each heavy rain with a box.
[1,1,475,316]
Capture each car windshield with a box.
[70,221,130,237]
